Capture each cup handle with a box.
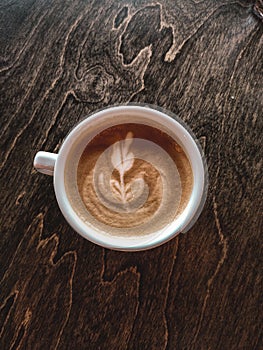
[33,151,58,176]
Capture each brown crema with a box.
[76,123,193,235]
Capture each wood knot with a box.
[73,65,114,103]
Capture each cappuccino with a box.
[65,122,193,237]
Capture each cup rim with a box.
[54,104,207,251]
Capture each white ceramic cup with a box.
[34,105,208,251]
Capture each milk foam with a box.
[65,123,193,237]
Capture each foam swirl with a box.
[80,131,182,229]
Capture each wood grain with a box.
[0,1,262,349]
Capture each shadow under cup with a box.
[54,106,207,250]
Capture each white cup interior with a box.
[54,105,207,251]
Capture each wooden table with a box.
[1,1,262,349]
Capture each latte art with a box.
[72,123,193,237]
[89,132,181,225]
[93,133,151,214]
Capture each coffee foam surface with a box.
[65,121,193,237]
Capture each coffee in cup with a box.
[66,122,193,237]
[34,105,207,250]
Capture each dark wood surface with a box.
[0,1,262,349]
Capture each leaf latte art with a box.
[75,123,193,237]
[108,132,137,205]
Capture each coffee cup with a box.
[34,104,208,251]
